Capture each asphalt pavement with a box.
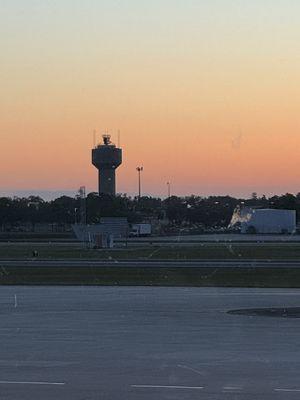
[0,286,300,399]
[1,259,300,268]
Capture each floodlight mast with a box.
[167,181,171,198]
[136,166,143,198]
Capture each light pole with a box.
[136,166,143,198]
[167,181,171,198]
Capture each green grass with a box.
[0,266,300,287]
[0,243,300,287]
[1,243,300,260]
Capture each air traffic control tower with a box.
[92,134,122,196]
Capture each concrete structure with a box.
[230,206,296,234]
[72,217,129,246]
[92,134,122,195]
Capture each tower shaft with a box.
[98,168,116,196]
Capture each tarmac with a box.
[1,259,300,268]
[0,286,300,399]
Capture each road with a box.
[2,259,300,268]
[0,286,300,399]
[124,233,300,243]
[2,233,300,245]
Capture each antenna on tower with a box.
[117,130,121,148]
[93,129,96,148]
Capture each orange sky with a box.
[1,1,300,198]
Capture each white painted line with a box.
[223,386,243,390]
[0,381,65,386]
[222,386,243,393]
[14,294,18,308]
[131,385,204,390]
[275,388,300,392]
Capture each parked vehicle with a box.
[130,223,152,237]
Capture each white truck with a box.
[130,223,152,237]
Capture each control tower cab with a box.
[92,134,122,196]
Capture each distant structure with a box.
[229,206,296,234]
[72,217,129,248]
[92,134,122,196]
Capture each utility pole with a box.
[74,208,78,224]
[79,186,87,225]
[167,181,171,198]
[136,166,143,198]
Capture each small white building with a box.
[229,207,296,234]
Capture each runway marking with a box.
[223,386,243,391]
[0,381,65,386]
[275,388,300,392]
[14,294,18,308]
[132,385,204,390]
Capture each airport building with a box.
[92,134,122,196]
[229,207,296,234]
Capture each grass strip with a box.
[0,266,300,287]
[2,244,300,260]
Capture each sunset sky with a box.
[1,0,300,199]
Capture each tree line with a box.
[0,192,299,232]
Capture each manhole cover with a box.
[228,307,300,318]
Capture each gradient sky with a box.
[1,0,300,198]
